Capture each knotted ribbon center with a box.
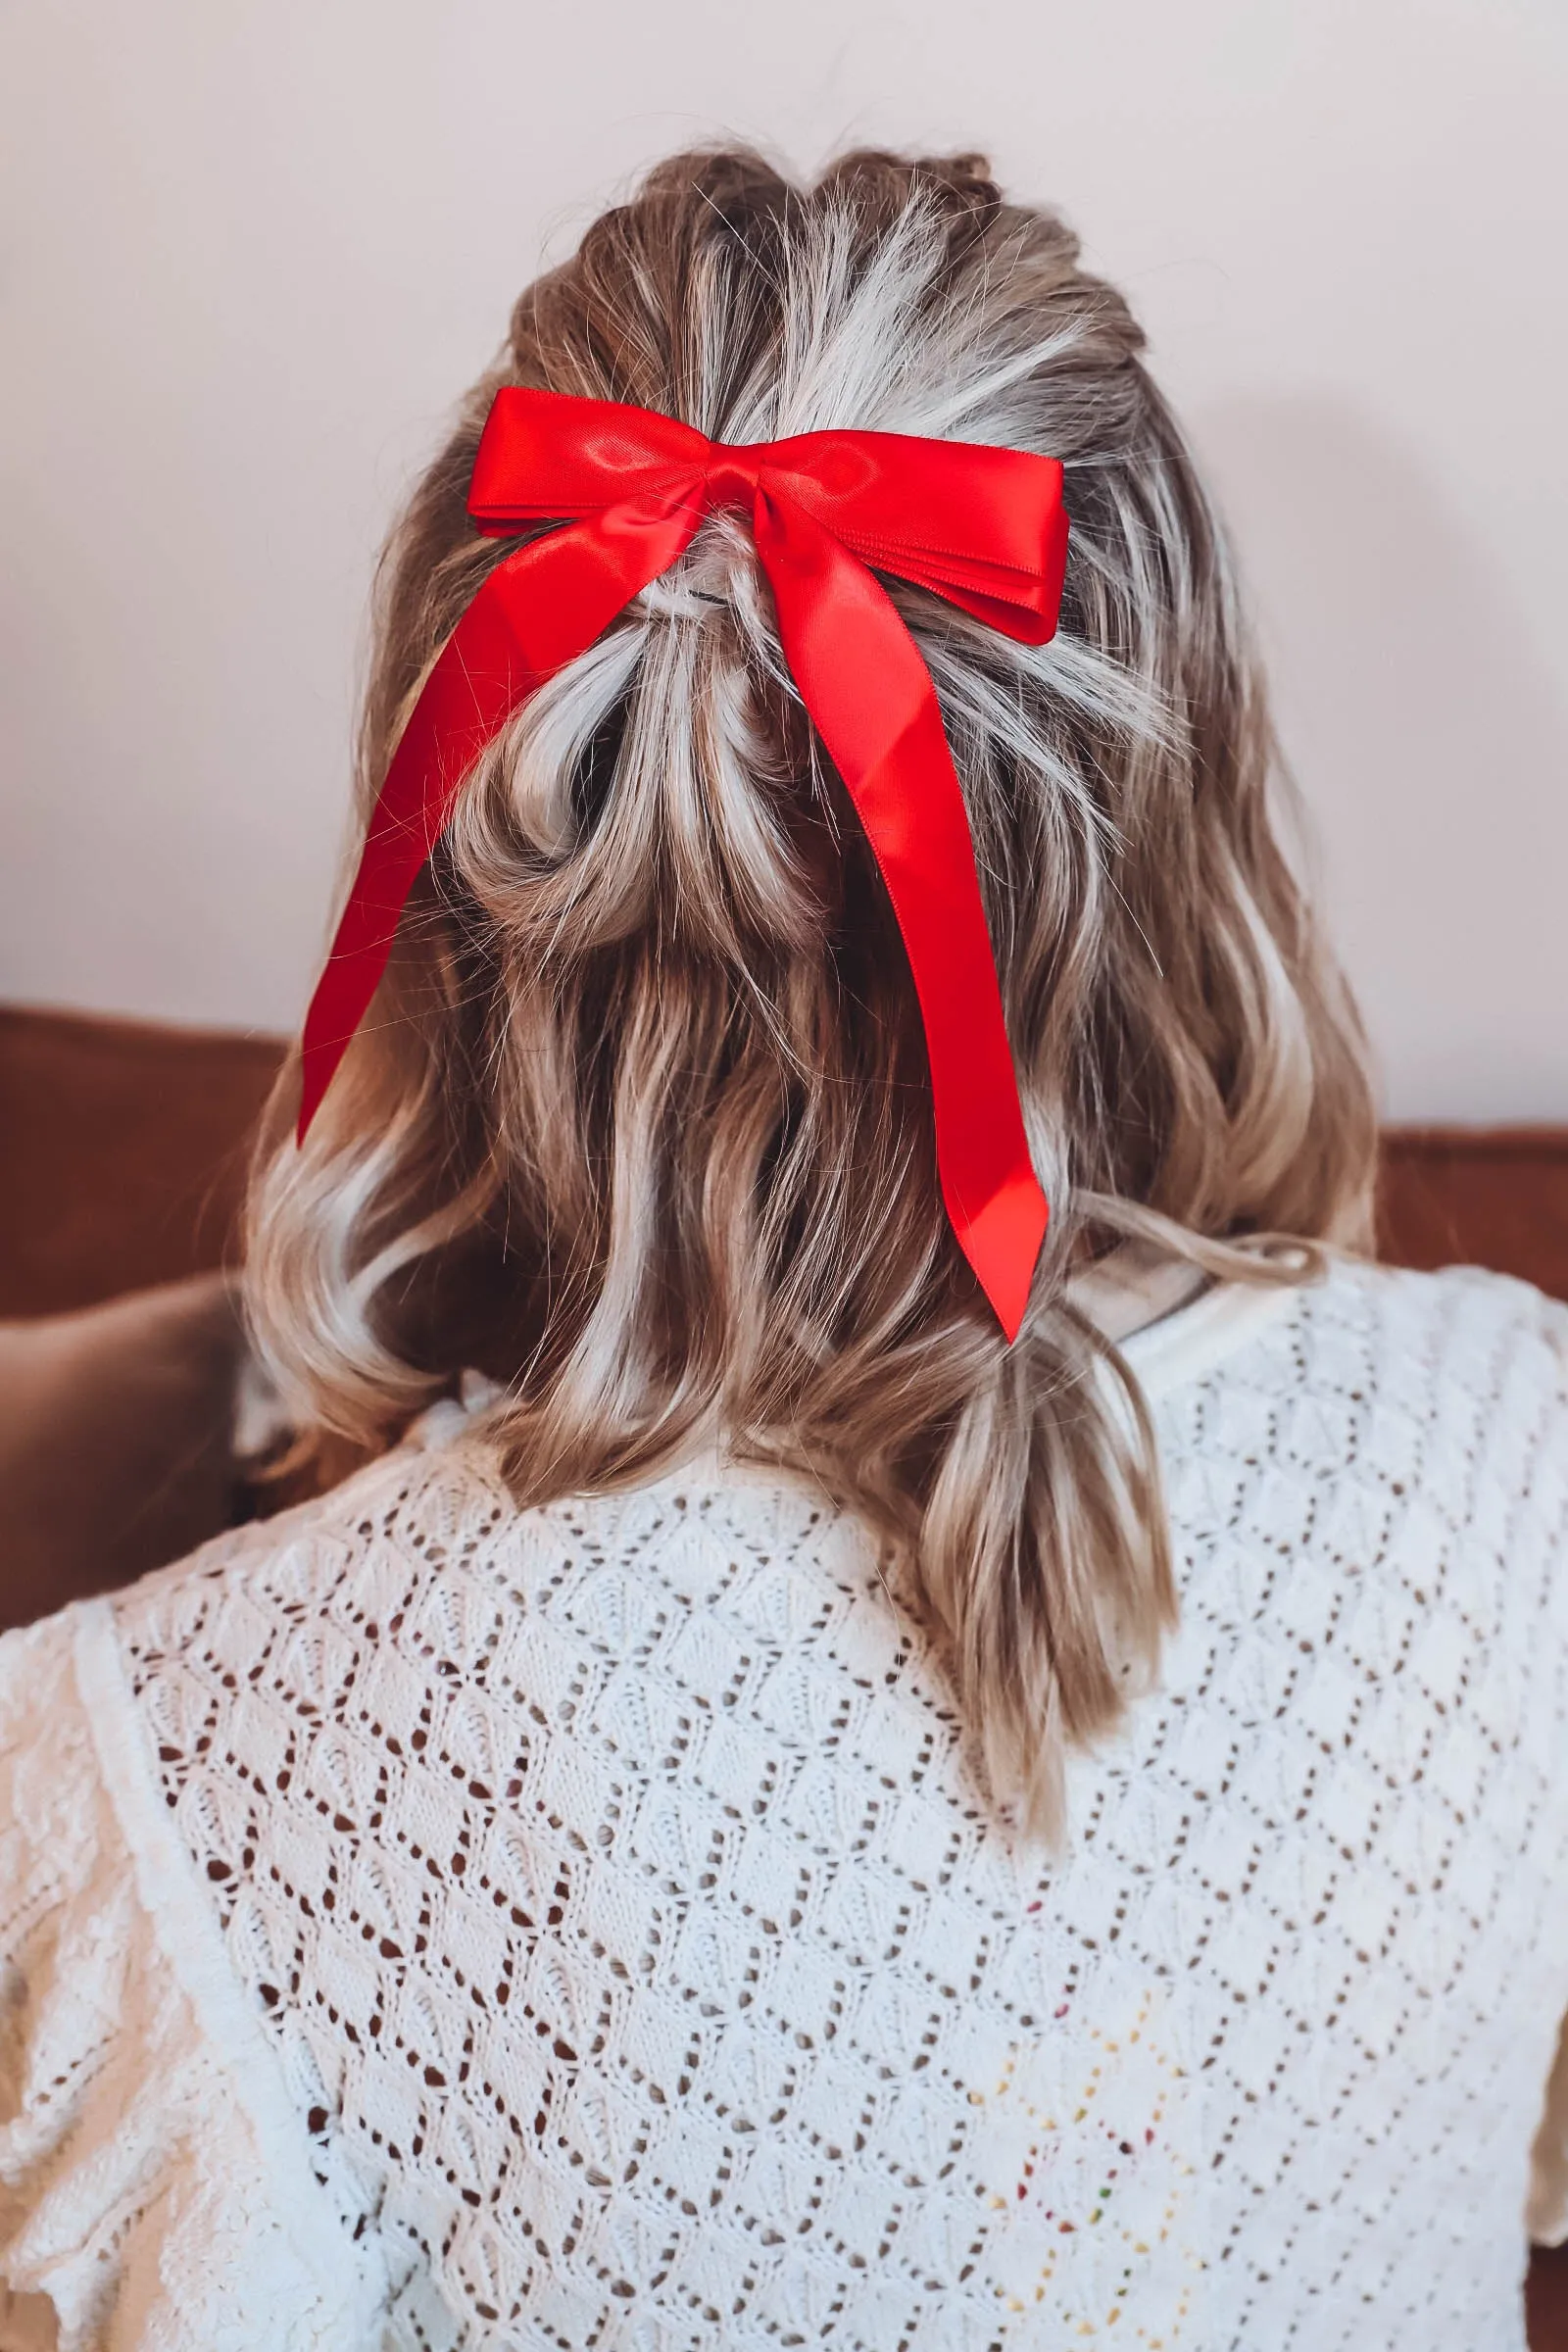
[701,451,764,512]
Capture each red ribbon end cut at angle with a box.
[298,390,1070,1342]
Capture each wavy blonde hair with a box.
[247,147,1376,1831]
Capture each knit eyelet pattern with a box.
[113,1263,1568,2350]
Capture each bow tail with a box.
[755,491,1048,1340]
[297,498,701,1137]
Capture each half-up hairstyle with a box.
[246,146,1377,1833]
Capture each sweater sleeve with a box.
[0,1600,386,2350]
[1526,1294,1568,2247]
[1531,2018,1568,2244]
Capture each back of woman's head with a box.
[248,145,1376,1831]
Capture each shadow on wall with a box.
[1189,396,1568,1124]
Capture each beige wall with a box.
[2,0,1563,1120]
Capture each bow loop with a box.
[743,424,1068,645]
[300,387,1070,1340]
[467,392,710,532]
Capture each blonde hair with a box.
[247,147,1376,1832]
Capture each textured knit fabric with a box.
[3,1259,1568,2351]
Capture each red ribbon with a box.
[299,389,1069,1340]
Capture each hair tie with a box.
[635,571,728,621]
[298,389,1070,1341]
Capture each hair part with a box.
[246,146,1377,1836]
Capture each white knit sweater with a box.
[3,1259,1567,2351]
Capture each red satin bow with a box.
[299,389,1069,1339]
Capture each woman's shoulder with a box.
[107,1398,523,1657]
[1141,1256,1568,1634]
[1286,1256,1568,1438]
[1324,1252,1568,1345]
[1148,1256,1568,1672]
[107,1402,864,1690]
[1128,1250,1568,1413]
